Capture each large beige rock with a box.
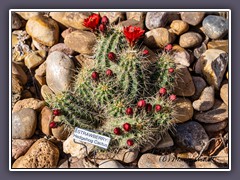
[12,138,59,168]
[172,98,193,123]
[12,98,45,113]
[26,15,59,46]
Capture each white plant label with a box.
[73,127,111,149]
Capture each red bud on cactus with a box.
[53,109,61,116]
[169,94,177,101]
[123,123,131,132]
[113,127,121,135]
[101,16,109,25]
[168,68,174,73]
[49,121,57,128]
[127,139,134,146]
[91,71,99,80]
[106,69,113,76]
[126,107,133,115]
[108,52,116,61]
[159,87,167,96]
[165,44,173,51]
[137,100,146,108]
[142,49,149,56]
[146,103,152,113]
[99,24,106,32]
[155,104,162,112]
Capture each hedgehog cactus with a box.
[46,13,177,152]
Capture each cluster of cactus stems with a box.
[46,13,177,152]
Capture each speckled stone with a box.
[145,12,169,30]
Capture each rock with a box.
[202,15,228,39]
[220,83,228,105]
[12,13,22,30]
[12,74,23,95]
[41,85,55,100]
[167,12,181,23]
[12,139,36,160]
[61,27,76,39]
[194,100,228,123]
[12,108,37,139]
[35,75,46,86]
[50,12,91,30]
[13,98,45,113]
[35,61,46,76]
[180,12,205,26]
[213,147,228,164]
[193,86,215,111]
[179,32,203,48]
[58,157,96,168]
[12,138,59,168]
[15,12,44,20]
[114,148,139,163]
[63,134,94,159]
[194,42,207,59]
[194,161,218,168]
[12,33,19,47]
[173,121,209,152]
[46,51,75,94]
[191,76,207,100]
[203,120,228,132]
[36,50,47,58]
[99,12,125,24]
[21,90,32,99]
[171,45,191,66]
[140,138,161,153]
[172,98,193,123]
[199,49,228,89]
[173,65,195,96]
[119,19,144,29]
[52,116,72,140]
[138,154,189,168]
[156,132,174,148]
[64,30,96,55]
[49,43,75,56]
[144,28,175,48]
[170,20,189,35]
[75,55,95,69]
[26,15,59,46]
[207,40,228,53]
[99,160,124,168]
[24,52,44,69]
[32,39,49,51]
[39,106,53,136]
[126,12,145,22]
[145,12,168,30]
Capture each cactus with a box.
[47,13,177,152]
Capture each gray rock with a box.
[156,132,174,149]
[194,100,228,123]
[145,12,168,30]
[49,43,75,56]
[173,121,209,152]
[181,12,205,26]
[12,108,37,139]
[191,76,207,100]
[199,49,228,89]
[203,120,228,132]
[173,65,195,96]
[46,51,75,94]
[194,43,207,59]
[179,32,203,48]
[58,157,96,168]
[140,138,161,153]
[99,160,124,168]
[202,15,228,39]
[220,82,228,105]
[12,12,22,30]
[138,153,190,168]
[193,86,215,111]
